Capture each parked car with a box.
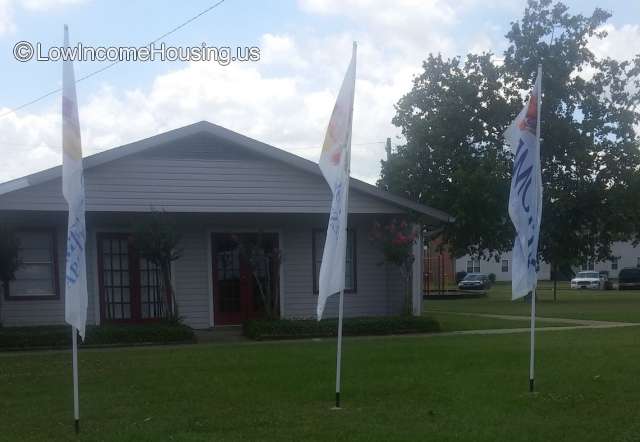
[618,267,640,290]
[458,273,491,290]
[570,271,605,290]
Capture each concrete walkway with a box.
[432,310,636,327]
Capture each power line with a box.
[0,0,228,120]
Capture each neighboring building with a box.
[423,237,456,292]
[575,241,640,279]
[0,121,452,328]
[455,252,551,281]
[456,241,640,281]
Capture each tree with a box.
[380,0,640,279]
[369,218,417,315]
[232,233,281,320]
[0,225,21,303]
[132,211,183,321]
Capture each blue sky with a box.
[0,0,639,184]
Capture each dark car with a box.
[618,267,640,290]
[458,273,491,290]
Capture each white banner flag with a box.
[506,68,542,300]
[62,25,88,339]
[317,45,357,320]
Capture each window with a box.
[99,234,164,322]
[6,230,59,300]
[611,258,618,271]
[466,259,480,273]
[312,229,356,293]
[582,261,594,271]
[501,259,509,273]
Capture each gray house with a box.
[0,121,451,329]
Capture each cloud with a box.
[0,0,15,35]
[589,24,640,62]
[0,0,86,35]
[0,0,533,185]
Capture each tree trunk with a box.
[553,263,558,303]
[160,262,174,320]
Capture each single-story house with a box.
[0,121,452,329]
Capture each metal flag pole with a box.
[334,41,357,410]
[335,288,345,408]
[529,289,536,392]
[72,326,80,432]
[530,63,542,393]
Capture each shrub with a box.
[488,273,496,283]
[243,316,441,340]
[455,271,467,283]
[0,322,194,350]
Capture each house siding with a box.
[0,135,404,215]
[0,214,410,328]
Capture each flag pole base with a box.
[74,419,79,434]
[333,392,341,409]
[529,378,534,393]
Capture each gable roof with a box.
[0,121,453,223]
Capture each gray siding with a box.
[0,224,98,327]
[0,213,410,328]
[0,135,404,215]
[281,219,403,319]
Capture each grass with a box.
[426,281,640,323]
[2,327,640,441]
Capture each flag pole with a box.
[72,326,80,432]
[334,41,357,409]
[335,288,345,408]
[529,289,536,392]
[529,62,542,393]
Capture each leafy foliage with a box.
[232,233,281,320]
[379,0,640,272]
[0,323,194,350]
[0,225,21,297]
[132,211,183,320]
[243,316,440,340]
[369,218,417,314]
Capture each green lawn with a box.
[426,281,640,323]
[2,327,640,441]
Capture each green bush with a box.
[0,323,195,350]
[243,316,441,340]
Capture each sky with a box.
[0,0,639,185]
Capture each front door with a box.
[212,233,278,325]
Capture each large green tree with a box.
[380,0,640,273]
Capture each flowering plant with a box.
[369,218,418,314]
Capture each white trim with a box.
[411,226,423,316]
[278,228,285,319]
[206,230,214,328]
[91,228,101,326]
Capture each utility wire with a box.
[0,0,227,120]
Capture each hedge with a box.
[243,316,441,340]
[0,322,195,350]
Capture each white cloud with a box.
[589,24,640,62]
[0,0,529,185]
[0,0,86,35]
[0,0,15,35]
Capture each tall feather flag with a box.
[317,43,357,321]
[62,24,87,431]
[506,66,543,300]
[63,25,88,338]
[505,64,542,393]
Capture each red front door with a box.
[212,233,278,325]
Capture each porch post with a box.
[411,225,423,316]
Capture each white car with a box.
[570,271,604,290]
